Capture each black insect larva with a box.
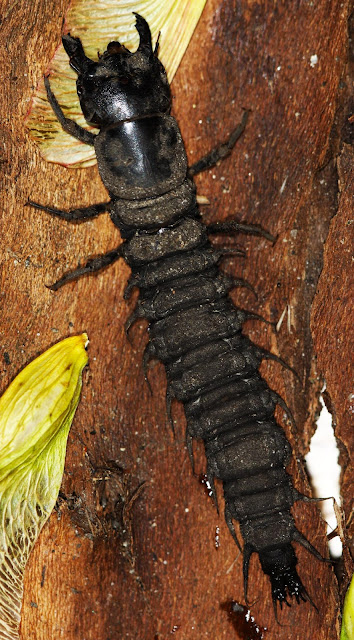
[28,14,326,611]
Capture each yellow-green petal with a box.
[27,0,207,168]
[0,334,88,639]
[341,575,354,640]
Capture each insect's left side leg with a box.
[26,200,111,222]
[188,110,249,177]
[48,247,123,291]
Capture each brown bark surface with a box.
[0,1,352,639]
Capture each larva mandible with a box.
[28,13,327,611]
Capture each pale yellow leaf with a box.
[0,335,88,639]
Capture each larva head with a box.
[62,14,171,126]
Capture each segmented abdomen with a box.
[116,172,309,607]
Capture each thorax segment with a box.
[94,114,188,200]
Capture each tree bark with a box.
[0,0,352,638]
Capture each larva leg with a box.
[293,529,330,564]
[26,200,110,222]
[260,349,299,379]
[225,509,242,551]
[227,275,257,298]
[44,76,96,145]
[188,110,249,177]
[207,219,276,243]
[47,247,122,291]
[241,308,276,329]
[165,388,174,432]
[270,390,298,432]
[242,544,253,604]
[124,306,142,336]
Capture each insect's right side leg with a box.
[26,200,111,222]
[207,219,276,243]
[44,76,96,146]
[188,110,249,177]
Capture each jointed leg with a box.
[26,199,111,222]
[48,247,122,291]
[208,220,276,243]
[260,349,299,380]
[271,391,297,432]
[225,509,242,551]
[188,110,250,177]
[226,275,257,299]
[44,76,96,145]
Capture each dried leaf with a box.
[0,335,88,639]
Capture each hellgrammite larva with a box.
[28,14,328,611]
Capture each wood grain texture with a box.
[0,0,351,638]
[311,141,354,604]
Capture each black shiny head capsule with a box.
[62,13,171,127]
